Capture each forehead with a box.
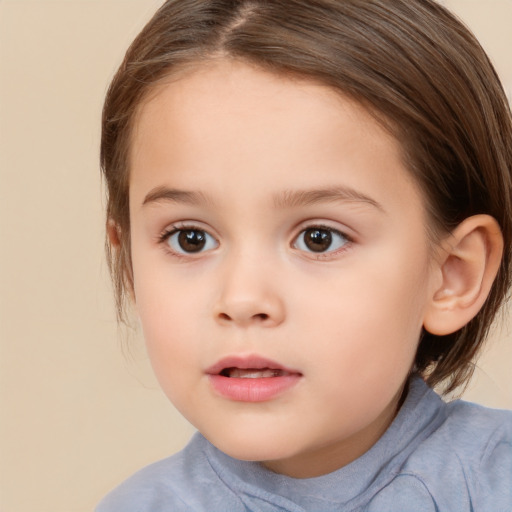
[132,60,397,157]
[129,59,423,215]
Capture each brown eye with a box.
[304,228,332,252]
[178,230,206,252]
[294,227,349,254]
[166,228,218,254]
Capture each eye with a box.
[165,227,218,254]
[293,226,349,254]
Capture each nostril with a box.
[216,312,270,323]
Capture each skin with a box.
[127,59,444,478]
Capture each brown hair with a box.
[101,0,512,394]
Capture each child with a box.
[96,0,512,510]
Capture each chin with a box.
[205,428,299,463]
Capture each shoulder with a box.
[95,433,245,512]
[376,400,512,511]
[95,441,199,512]
[429,399,512,482]
[95,453,189,512]
[439,401,512,511]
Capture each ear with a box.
[106,219,136,301]
[423,215,503,336]
[106,218,121,248]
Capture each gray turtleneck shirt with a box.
[96,376,512,511]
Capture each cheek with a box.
[136,280,197,355]
[136,294,202,412]
[132,240,191,334]
[305,258,428,331]
[294,255,430,375]
[131,264,196,374]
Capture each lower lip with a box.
[208,374,301,402]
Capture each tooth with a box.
[228,368,285,378]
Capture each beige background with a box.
[0,1,511,511]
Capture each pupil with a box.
[178,230,206,252]
[305,229,332,252]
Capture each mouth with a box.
[206,355,301,378]
[206,355,302,402]
[219,367,293,379]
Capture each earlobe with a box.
[423,215,503,336]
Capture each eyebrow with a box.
[273,186,385,212]
[142,184,384,213]
[142,186,210,207]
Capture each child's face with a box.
[128,60,439,478]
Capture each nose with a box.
[213,255,285,328]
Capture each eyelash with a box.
[157,223,353,258]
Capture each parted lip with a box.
[205,355,302,376]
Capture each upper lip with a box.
[205,354,302,376]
